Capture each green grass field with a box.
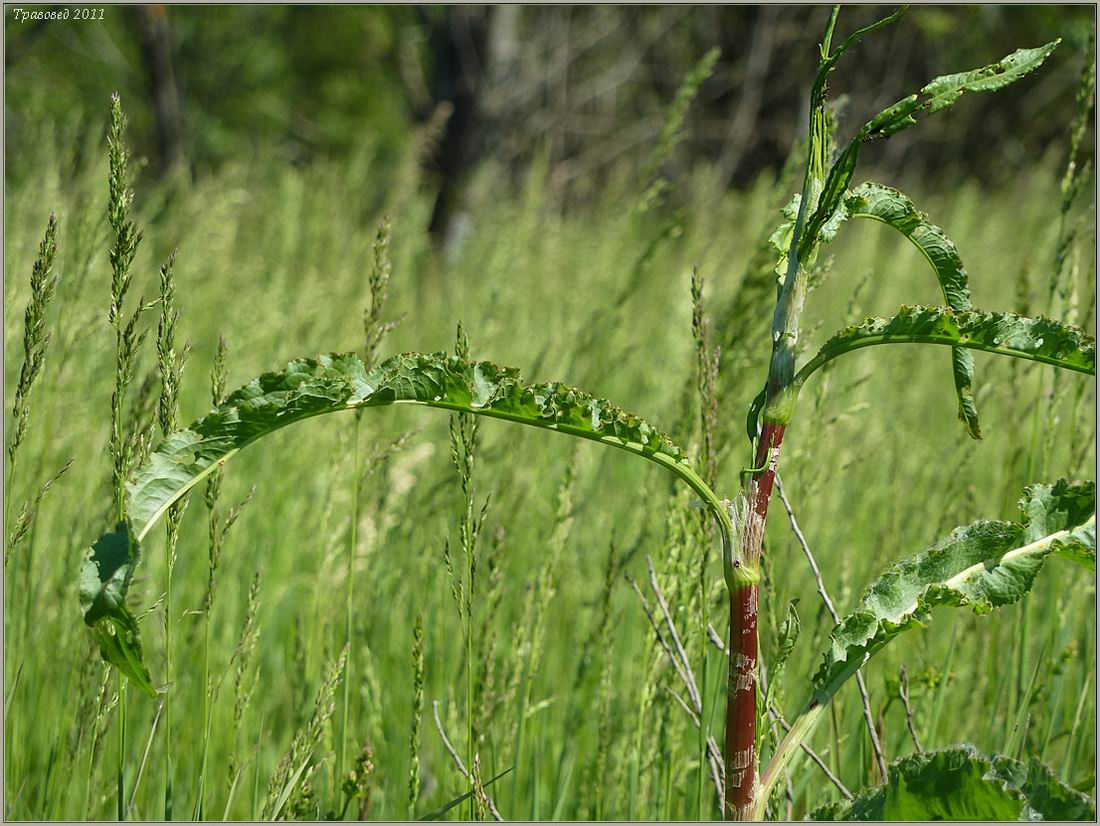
[4,102,1095,821]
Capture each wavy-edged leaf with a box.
[81,351,728,690]
[920,41,1061,116]
[822,182,982,437]
[855,41,1060,143]
[795,41,1058,260]
[810,481,1095,706]
[988,752,1099,821]
[771,182,982,446]
[821,184,970,309]
[810,745,1095,821]
[796,306,1096,389]
[767,193,802,277]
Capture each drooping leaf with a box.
[81,351,729,690]
[78,521,155,696]
[810,745,1095,821]
[810,481,1095,707]
[821,184,970,309]
[821,183,981,437]
[795,306,1096,391]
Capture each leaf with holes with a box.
[80,351,731,690]
[810,481,1094,707]
[919,41,1062,116]
[795,41,1059,259]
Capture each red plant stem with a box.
[725,583,758,820]
[725,422,786,820]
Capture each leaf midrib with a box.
[796,329,1094,385]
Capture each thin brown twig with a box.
[665,685,701,728]
[628,570,724,800]
[899,665,924,753]
[646,556,703,711]
[775,474,889,782]
[662,688,726,800]
[431,701,503,821]
[625,574,698,708]
[707,623,726,653]
[773,705,852,800]
[432,701,467,775]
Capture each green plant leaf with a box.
[78,520,156,697]
[809,745,1095,821]
[810,481,1095,707]
[795,306,1096,391]
[853,41,1060,143]
[794,41,1058,263]
[821,182,981,437]
[920,41,1061,116]
[81,351,729,690]
[989,753,1099,820]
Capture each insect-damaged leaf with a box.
[809,745,1095,821]
[852,41,1060,142]
[796,306,1096,392]
[777,40,1058,280]
[81,351,726,690]
[821,183,981,437]
[920,41,1061,115]
[810,481,1095,707]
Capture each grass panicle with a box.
[407,615,425,817]
[8,212,60,477]
[262,643,349,820]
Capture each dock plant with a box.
[77,6,1095,820]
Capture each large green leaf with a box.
[756,481,1095,815]
[810,745,1095,821]
[988,752,1099,821]
[796,41,1058,260]
[810,481,1095,706]
[822,182,981,437]
[81,351,730,691]
[795,306,1096,390]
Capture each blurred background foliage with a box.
[5,5,1096,235]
